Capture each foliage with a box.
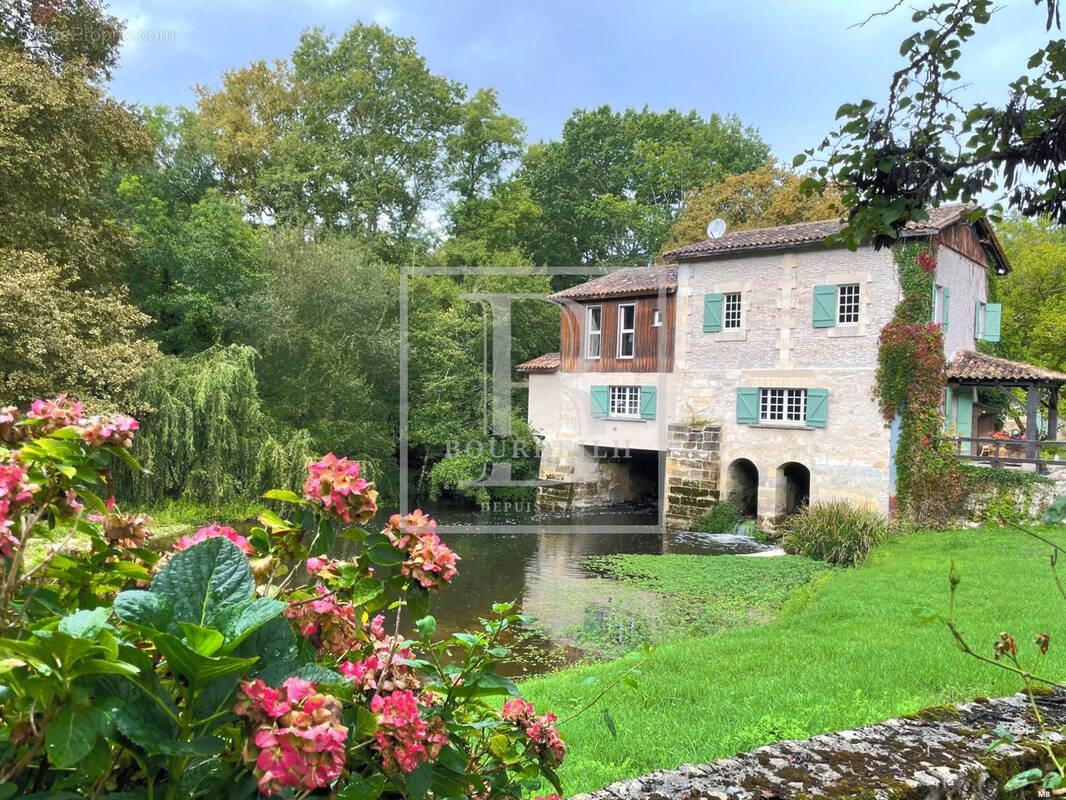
[779,501,891,567]
[693,500,741,534]
[875,242,964,525]
[0,398,606,799]
[663,160,842,254]
[526,526,1066,794]
[116,346,312,507]
[959,464,1054,524]
[995,216,1066,371]
[0,33,152,286]
[197,22,464,260]
[518,106,769,266]
[0,251,158,408]
[0,0,124,78]
[799,0,1066,248]
[447,88,526,203]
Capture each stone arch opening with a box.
[777,462,810,517]
[725,458,759,518]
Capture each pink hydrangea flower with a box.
[0,452,39,551]
[27,395,82,433]
[370,689,448,773]
[303,453,378,524]
[234,678,347,797]
[384,511,459,591]
[338,613,418,693]
[284,586,361,658]
[79,413,139,449]
[501,698,566,766]
[174,524,255,556]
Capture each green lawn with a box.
[524,526,1066,795]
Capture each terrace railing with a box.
[942,436,1066,471]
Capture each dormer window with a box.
[586,306,602,359]
[618,303,636,358]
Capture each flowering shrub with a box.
[0,397,590,800]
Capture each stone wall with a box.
[537,440,658,510]
[573,691,1066,800]
[663,423,720,527]
[961,469,1064,523]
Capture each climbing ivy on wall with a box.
[876,241,965,526]
[115,345,313,506]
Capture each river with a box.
[358,502,776,676]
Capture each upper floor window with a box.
[760,388,807,425]
[608,385,641,418]
[651,309,662,328]
[837,284,860,325]
[586,306,602,359]
[723,292,742,330]
[618,303,636,358]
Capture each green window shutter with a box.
[974,301,981,338]
[942,287,950,331]
[944,386,955,432]
[812,285,837,328]
[955,389,973,438]
[590,386,609,418]
[736,387,759,424]
[984,303,1002,342]
[639,386,656,420]
[805,389,829,428]
[703,293,723,332]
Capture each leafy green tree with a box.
[447,87,526,203]
[0,251,158,407]
[197,23,464,260]
[803,0,1066,247]
[0,1,157,405]
[237,232,400,492]
[663,160,843,254]
[519,106,769,265]
[994,216,1066,371]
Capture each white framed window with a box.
[651,308,662,327]
[759,388,807,424]
[723,292,742,330]
[617,303,636,358]
[933,285,944,323]
[837,283,860,325]
[608,386,641,419]
[975,300,986,338]
[586,306,602,359]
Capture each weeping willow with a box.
[116,345,313,507]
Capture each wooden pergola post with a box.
[1026,383,1039,460]
[1050,386,1060,443]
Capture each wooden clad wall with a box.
[939,223,990,268]
[560,295,674,373]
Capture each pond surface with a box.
[350,502,776,676]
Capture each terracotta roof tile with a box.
[662,203,981,261]
[516,352,560,373]
[947,350,1066,384]
[549,266,676,302]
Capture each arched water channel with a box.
[333,502,778,676]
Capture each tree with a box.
[0,1,157,405]
[197,23,464,260]
[446,88,526,203]
[803,0,1066,248]
[993,216,1066,372]
[663,160,843,254]
[0,252,158,407]
[519,106,769,266]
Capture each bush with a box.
[695,500,741,533]
[779,501,890,566]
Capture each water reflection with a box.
[362,502,775,676]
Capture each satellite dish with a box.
[707,218,727,240]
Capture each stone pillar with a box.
[663,423,721,528]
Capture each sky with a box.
[106,0,1050,166]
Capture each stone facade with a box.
[663,423,720,527]
[573,691,1066,800]
[537,439,658,509]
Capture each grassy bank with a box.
[524,526,1066,795]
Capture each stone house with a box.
[518,204,1015,527]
